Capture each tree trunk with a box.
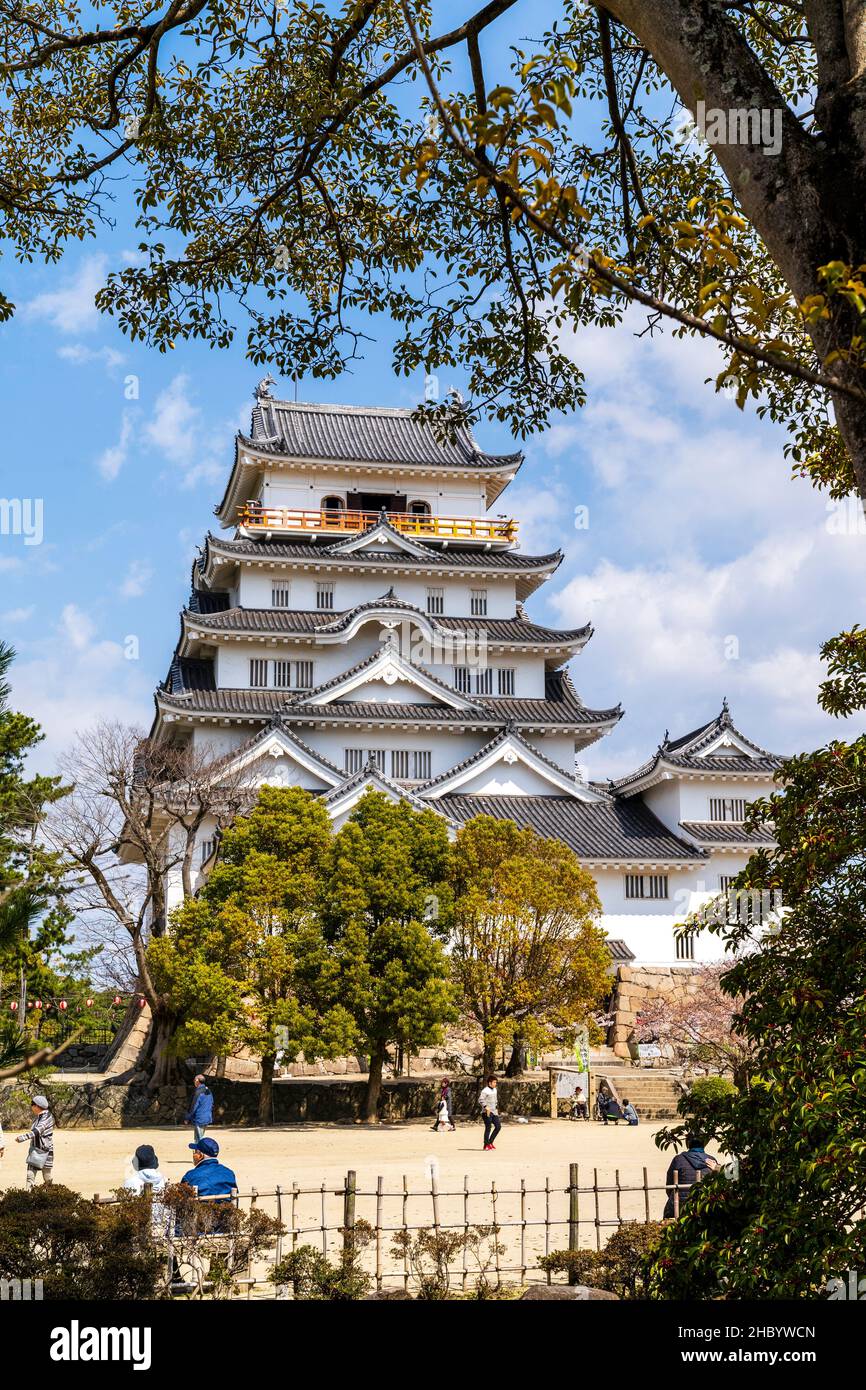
[148,1006,179,1089]
[362,1043,386,1122]
[481,1040,497,1078]
[259,1052,276,1125]
[505,1035,526,1077]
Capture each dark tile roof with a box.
[610,701,785,792]
[204,533,562,573]
[679,821,775,846]
[183,603,590,646]
[160,666,619,730]
[608,939,636,963]
[434,795,706,863]
[242,400,523,470]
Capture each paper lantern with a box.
[59,1000,68,1011]
[86,998,93,1008]
[138,997,147,1008]
[9,1001,18,1012]
[34,1000,42,1010]
[112,995,122,1006]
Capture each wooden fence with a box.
[95,1165,704,1295]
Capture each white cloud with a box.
[58,343,125,372]
[119,560,153,599]
[61,603,97,651]
[8,608,152,769]
[1,606,34,624]
[96,410,136,482]
[24,254,108,335]
[144,373,230,488]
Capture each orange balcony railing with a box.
[238,505,517,543]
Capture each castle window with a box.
[273,660,314,690]
[454,665,471,693]
[625,873,669,900]
[316,582,335,611]
[250,659,269,688]
[413,750,432,780]
[426,587,445,615]
[271,582,292,608]
[409,500,431,516]
[391,749,411,780]
[709,797,747,821]
[497,668,515,696]
[675,933,695,961]
[200,838,217,865]
[475,668,493,695]
[322,495,344,514]
[344,748,365,774]
[470,589,488,616]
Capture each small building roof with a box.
[609,701,785,795]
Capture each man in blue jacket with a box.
[185,1074,214,1141]
[180,1137,237,1201]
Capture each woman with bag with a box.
[15,1095,54,1187]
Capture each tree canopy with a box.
[449,815,609,1073]
[3,3,866,493]
[649,625,866,1298]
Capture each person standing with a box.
[432,1077,456,1132]
[15,1095,54,1186]
[185,1074,214,1141]
[478,1075,501,1151]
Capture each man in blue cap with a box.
[180,1137,237,1202]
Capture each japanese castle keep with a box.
[152,384,784,971]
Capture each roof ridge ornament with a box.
[254,373,276,401]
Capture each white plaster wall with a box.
[236,568,518,617]
[303,727,482,778]
[260,468,487,517]
[642,777,774,830]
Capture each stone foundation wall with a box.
[0,1075,549,1129]
[608,964,706,1058]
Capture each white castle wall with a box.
[236,568,518,616]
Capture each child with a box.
[622,1099,639,1126]
[432,1095,450,1132]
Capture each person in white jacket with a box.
[478,1076,501,1151]
[124,1144,169,1233]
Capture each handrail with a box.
[238,505,516,541]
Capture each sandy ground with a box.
[0,1118,677,1285]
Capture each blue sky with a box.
[1,11,864,780]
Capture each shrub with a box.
[271,1220,374,1301]
[391,1225,506,1300]
[538,1221,665,1299]
[682,1076,737,1112]
[0,1185,164,1300]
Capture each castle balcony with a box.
[237,505,517,546]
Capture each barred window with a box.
[344,748,364,774]
[272,660,313,689]
[271,582,292,608]
[624,873,669,900]
[497,668,515,696]
[413,750,432,780]
[294,661,314,690]
[709,797,747,821]
[250,659,269,688]
[273,660,293,689]
[200,838,217,865]
[390,749,411,780]
[426,587,445,615]
[454,665,471,693]
[675,933,695,961]
[470,589,488,616]
[475,668,493,695]
[316,582,335,611]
